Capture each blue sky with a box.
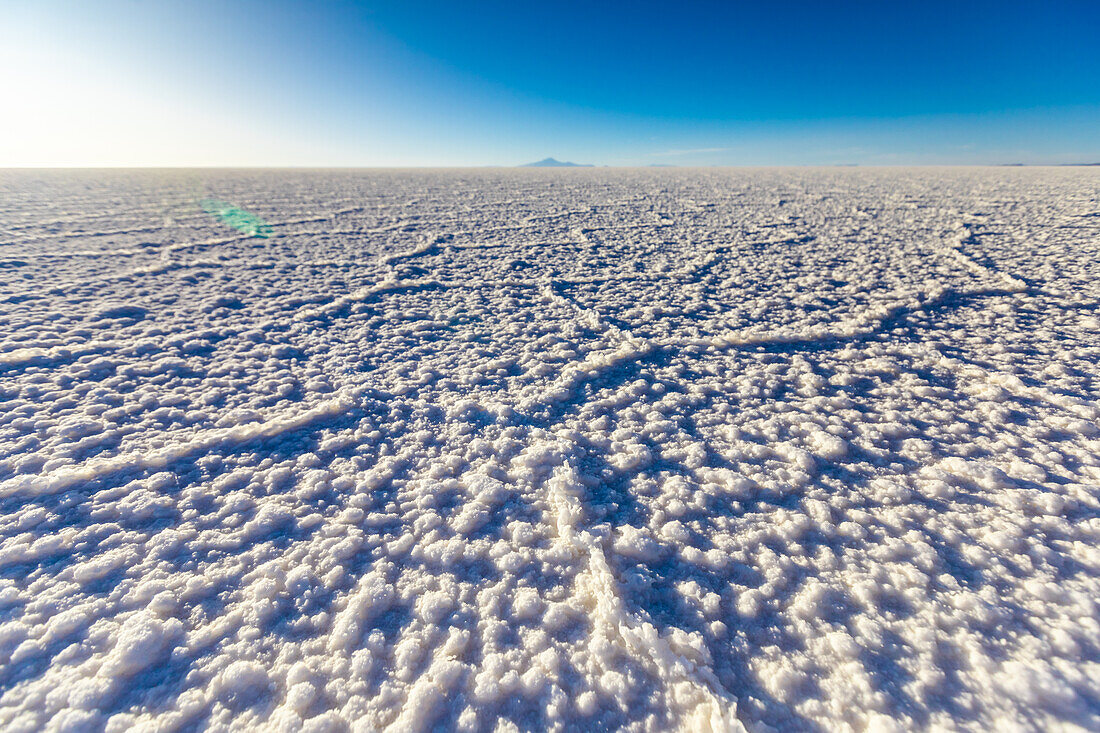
[2,0,1098,166]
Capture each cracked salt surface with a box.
[1,167,1099,731]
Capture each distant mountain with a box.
[520,157,593,167]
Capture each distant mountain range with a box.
[1002,162,1100,167]
[519,157,593,167]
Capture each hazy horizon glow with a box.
[2,1,1099,167]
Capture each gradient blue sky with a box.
[2,0,1098,166]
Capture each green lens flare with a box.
[201,199,273,238]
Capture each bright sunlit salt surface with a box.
[1,168,1099,731]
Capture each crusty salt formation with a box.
[0,167,1098,731]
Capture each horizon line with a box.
[3,163,1099,170]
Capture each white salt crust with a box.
[0,167,1098,731]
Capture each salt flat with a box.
[1,167,1099,731]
